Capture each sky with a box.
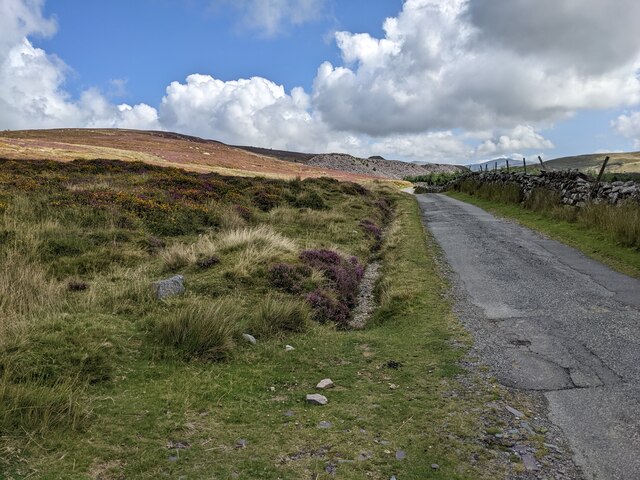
[1,0,640,165]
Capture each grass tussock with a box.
[0,373,88,433]
[0,250,63,331]
[248,294,311,338]
[156,299,239,361]
[580,202,640,248]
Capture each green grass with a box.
[448,191,640,278]
[0,160,522,478]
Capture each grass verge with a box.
[448,191,640,278]
[2,189,512,479]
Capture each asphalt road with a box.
[417,193,640,480]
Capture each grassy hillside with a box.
[0,129,378,182]
[544,151,640,174]
[0,158,540,478]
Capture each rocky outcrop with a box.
[302,153,467,180]
[447,171,640,206]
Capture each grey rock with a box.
[395,450,406,460]
[506,405,525,418]
[522,453,540,471]
[306,394,328,405]
[242,333,257,345]
[318,421,333,429]
[316,378,335,390]
[285,344,295,351]
[431,464,440,470]
[153,275,185,299]
[235,439,248,449]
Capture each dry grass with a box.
[156,299,239,361]
[215,225,296,253]
[161,226,297,274]
[580,202,640,248]
[248,294,311,338]
[0,251,63,336]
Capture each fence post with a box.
[591,156,610,198]
[538,156,546,172]
[506,159,510,173]
[495,162,498,172]
[523,157,527,175]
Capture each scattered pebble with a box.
[318,421,333,429]
[505,405,525,418]
[431,463,440,470]
[285,345,295,351]
[395,450,406,460]
[306,394,328,405]
[235,439,248,449]
[316,378,335,389]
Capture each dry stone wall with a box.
[444,171,640,206]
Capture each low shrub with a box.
[300,249,365,324]
[359,219,383,247]
[305,289,350,327]
[268,263,313,294]
[293,191,327,210]
[249,294,311,337]
[156,300,238,361]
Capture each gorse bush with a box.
[157,300,239,361]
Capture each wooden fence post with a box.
[523,157,527,175]
[506,159,510,173]
[591,156,610,198]
[538,156,546,172]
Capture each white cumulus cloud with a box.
[612,112,640,149]
[476,125,555,157]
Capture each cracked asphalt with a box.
[417,193,640,480]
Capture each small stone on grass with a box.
[242,333,257,345]
[316,378,335,390]
[306,394,328,405]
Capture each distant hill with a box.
[543,151,640,173]
[0,129,377,182]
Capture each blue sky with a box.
[2,0,640,164]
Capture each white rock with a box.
[242,333,257,345]
[306,394,328,405]
[316,378,335,390]
[285,345,295,351]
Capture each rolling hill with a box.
[543,151,640,173]
[0,129,378,182]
